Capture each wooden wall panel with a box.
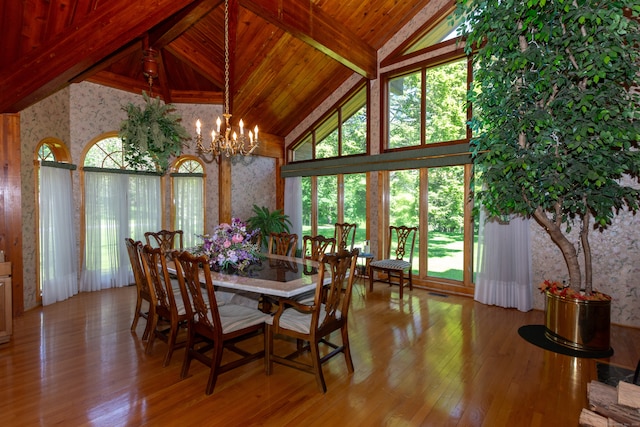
[0,114,23,317]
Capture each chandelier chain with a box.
[194,0,259,161]
[223,0,230,115]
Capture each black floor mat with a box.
[517,324,614,358]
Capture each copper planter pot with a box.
[544,291,611,352]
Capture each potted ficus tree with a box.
[454,0,640,351]
[119,91,191,172]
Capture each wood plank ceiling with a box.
[0,0,435,139]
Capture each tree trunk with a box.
[533,207,582,291]
[580,210,593,294]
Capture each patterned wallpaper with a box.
[231,155,276,223]
[530,210,640,326]
[19,82,275,311]
[20,87,71,310]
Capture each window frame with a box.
[170,156,206,247]
[289,80,369,163]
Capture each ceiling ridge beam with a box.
[149,0,224,48]
[241,0,377,79]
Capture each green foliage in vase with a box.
[246,204,292,250]
[454,0,640,294]
[119,91,191,172]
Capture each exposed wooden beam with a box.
[86,72,149,95]
[0,0,198,113]
[241,0,377,79]
[155,49,173,103]
[69,41,142,84]
[165,38,224,89]
[170,90,223,104]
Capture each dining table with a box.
[168,253,326,299]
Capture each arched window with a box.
[170,156,205,248]
[80,133,162,291]
[35,138,78,306]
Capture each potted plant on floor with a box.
[246,205,292,251]
[454,0,640,351]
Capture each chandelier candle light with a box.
[195,0,259,159]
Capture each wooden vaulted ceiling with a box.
[0,0,436,138]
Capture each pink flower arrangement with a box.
[197,218,261,272]
[539,280,611,301]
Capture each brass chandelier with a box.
[195,0,259,159]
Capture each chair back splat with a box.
[334,222,356,252]
[302,235,336,262]
[267,232,298,256]
[369,226,418,299]
[125,238,155,340]
[265,248,359,392]
[145,230,184,255]
[173,251,269,395]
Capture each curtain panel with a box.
[474,212,533,312]
[80,171,161,292]
[40,166,79,305]
[174,175,204,248]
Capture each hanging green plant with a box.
[119,91,191,172]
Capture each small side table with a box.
[356,253,374,281]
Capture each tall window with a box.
[389,169,420,272]
[426,166,465,280]
[316,175,338,237]
[388,59,468,149]
[295,83,369,244]
[80,134,162,291]
[292,83,367,162]
[171,157,205,248]
[343,173,367,247]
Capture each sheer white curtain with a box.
[174,175,204,248]
[40,166,78,306]
[128,174,162,242]
[284,177,302,241]
[474,211,533,311]
[81,171,161,292]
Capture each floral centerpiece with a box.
[196,218,262,273]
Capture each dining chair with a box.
[302,235,336,262]
[265,248,359,393]
[144,230,184,256]
[172,250,270,395]
[125,238,155,340]
[139,244,188,366]
[334,222,356,252]
[299,234,336,300]
[267,232,298,257]
[369,225,418,299]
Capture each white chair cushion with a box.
[292,289,316,305]
[266,304,341,334]
[174,286,212,311]
[215,304,270,334]
[370,259,410,271]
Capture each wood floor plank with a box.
[0,285,638,426]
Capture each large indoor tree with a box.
[455,0,640,294]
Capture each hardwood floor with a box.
[1,283,638,426]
